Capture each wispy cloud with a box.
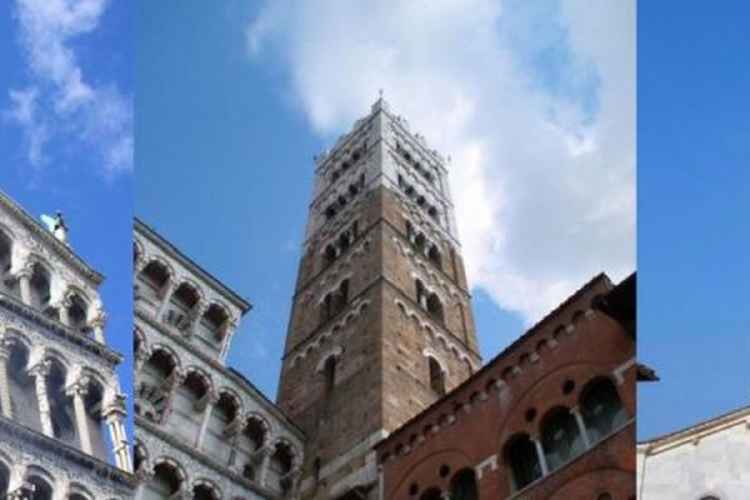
[4,0,132,177]
[246,0,635,325]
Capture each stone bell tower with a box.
[276,98,482,499]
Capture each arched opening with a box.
[323,356,337,394]
[269,442,295,494]
[504,433,542,492]
[171,371,209,441]
[146,463,182,498]
[83,379,109,460]
[0,460,9,498]
[414,233,426,252]
[541,407,585,472]
[419,487,442,500]
[428,357,445,396]
[8,342,40,430]
[27,475,53,500]
[29,263,52,311]
[580,377,629,443]
[338,231,352,253]
[137,260,170,302]
[426,293,444,323]
[416,279,427,308]
[193,483,219,500]
[0,232,12,295]
[324,244,337,266]
[336,279,349,314]
[320,293,333,325]
[449,468,478,500]
[198,304,229,356]
[133,443,146,473]
[244,416,267,452]
[166,283,200,331]
[47,360,78,446]
[67,294,89,333]
[428,245,441,269]
[205,392,239,463]
[137,348,177,422]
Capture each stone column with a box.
[531,436,549,476]
[218,319,236,362]
[90,310,107,344]
[571,406,591,449]
[57,296,71,327]
[0,336,14,419]
[188,300,206,339]
[259,446,272,488]
[17,269,32,306]
[104,397,132,471]
[160,369,185,426]
[7,481,36,500]
[68,379,93,455]
[195,390,218,449]
[156,278,175,321]
[29,361,53,437]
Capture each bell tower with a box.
[277,97,481,499]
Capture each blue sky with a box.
[638,1,749,439]
[137,0,631,406]
[0,0,133,434]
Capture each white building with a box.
[133,219,305,500]
[0,190,133,499]
[637,405,750,499]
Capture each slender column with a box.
[156,279,175,321]
[259,446,272,488]
[218,319,236,362]
[0,337,14,419]
[531,436,549,476]
[29,361,53,437]
[104,400,132,471]
[18,270,32,306]
[160,370,185,425]
[188,300,206,339]
[90,310,107,344]
[57,297,71,327]
[571,406,592,449]
[195,390,218,449]
[68,380,93,455]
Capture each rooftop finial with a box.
[40,211,69,244]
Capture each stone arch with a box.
[0,227,14,296]
[148,457,187,498]
[192,477,222,500]
[68,482,96,500]
[315,346,343,373]
[25,464,56,499]
[137,257,174,302]
[242,412,271,452]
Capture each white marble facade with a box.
[133,220,305,500]
[0,190,133,499]
[637,405,750,499]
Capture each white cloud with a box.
[5,0,132,176]
[246,0,634,325]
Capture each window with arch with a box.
[7,341,40,430]
[136,348,176,421]
[146,462,182,498]
[428,357,445,396]
[137,260,170,302]
[449,468,478,500]
[29,263,52,311]
[27,475,53,500]
[171,371,210,440]
[269,442,295,494]
[197,304,230,357]
[0,231,11,276]
[320,293,334,325]
[581,377,629,443]
[504,434,542,492]
[428,244,442,269]
[83,378,110,461]
[166,282,200,331]
[426,293,444,323]
[193,483,219,500]
[205,392,239,463]
[323,356,337,394]
[540,407,586,472]
[67,293,89,333]
[46,359,78,447]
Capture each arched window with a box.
[47,360,78,446]
[339,231,351,253]
[416,280,427,308]
[27,476,53,500]
[504,434,542,492]
[541,407,586,472]
[199,304,229,346]
[428,357,445,396]
[29,263,51,311]
[426,293,444,323]
[324,244,337,266]
[336,279,350,313]
[147,463,182,498]
[205,392,238,463]
[414,233,426,252]
[166,283,200,331]
[581,378,629,443]
[0,231,11,276]
[7,342,40,430]
[324,356,337,393]
[450,468,478,500]
[193,483,219,500]
[137,348,176,421]
[269,442,295,494]
[171,372,209,439]
[67,294,89,333]
[428,245,442,269]
[138,260,169,302]
[320,293,333,325]
[84,379,109,460]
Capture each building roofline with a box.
[0,189,104,285]
[638,404,750,448]
[375,271,618,451]
[134,217,252,314]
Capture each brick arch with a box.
[386,449,474,500]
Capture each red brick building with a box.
[374,273,637,500]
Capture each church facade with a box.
[0,190,133,499]
[637,405,750,499]
[133,219,305,500]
